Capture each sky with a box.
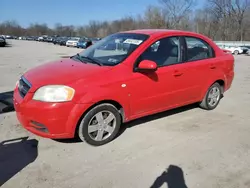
[1,0,204,28]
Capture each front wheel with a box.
[233,50,239,55]
[199,83,222,110]
[78,104,121,146]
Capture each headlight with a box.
[33,85,75,102]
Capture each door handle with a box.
[173,70,183,77]
[210,64,216,69]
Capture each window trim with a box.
[133,35,186,72]
[183,36,216,63]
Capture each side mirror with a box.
[137,60,158,72]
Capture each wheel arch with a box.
[215,79,225,91]
[200,78,225,101]
[74,100,125,137]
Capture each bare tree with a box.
[159,0,197,28]
[144,5,166,28]
[231,0,250,41]
[208,0,250,41]
[1,0,250,41]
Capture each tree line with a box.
[1,0,250,41]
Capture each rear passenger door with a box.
[182,36,216,101]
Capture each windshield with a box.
[77,33,149,66]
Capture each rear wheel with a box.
[199,83,222,110]
[78,103,121,146]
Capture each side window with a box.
[185,37,214,61]
[139,37,181,67]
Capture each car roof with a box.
[121,29,200,36]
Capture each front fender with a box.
[75,85,131,121]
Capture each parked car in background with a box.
[44,36,54,43]
[246,48,250,56]
[4,35,14,39]
[14,29,235,146]
[53,37,62,45]
[77,40,93,49]
[0,36,6,47]
[54,37,69,46]
[76,38,87,48]
[223,45,243,55]
[52,36,60,44]
[239,46,250,54]
[38,35,48,42]
[38,36,43,41]
[66,37,80,47]
[76,38,92,49]
[26,36,38,41]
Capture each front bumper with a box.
[13,87,90,139]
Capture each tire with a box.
[78,103,121,146]
[0,42,5,47]
[199,82,222,110]
[233,50,239,55]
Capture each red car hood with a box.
[23,58,111,92]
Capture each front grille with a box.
[18,76,31,98]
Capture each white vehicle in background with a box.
[38,36,43,41]
[66,37,80,47]
[223,46,243,55]
[38,35,48,42]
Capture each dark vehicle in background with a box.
[0,36,6,47]
[53,37,69,46]
[52,36,60,43]
[239,46,250,54]
[243,46,250,55]
[53,37,61,44]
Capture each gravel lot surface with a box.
[1,40,250,188]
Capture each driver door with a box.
[128,36,187,118]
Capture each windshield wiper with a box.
[80,55,103,66]
[70,53,86,64]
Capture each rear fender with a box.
[200,74,226,101]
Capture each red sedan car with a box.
[13,29,234,146]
